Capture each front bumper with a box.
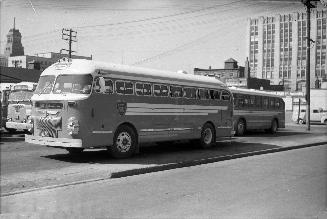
[25,135,82,148]
[6,122,32,130]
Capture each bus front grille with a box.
[35,117,62,138]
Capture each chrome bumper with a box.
[25,135,82,148]
[6,122,32,130]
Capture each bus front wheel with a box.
[109,125,137,158]
[235,119,246,136]
[199,123,216,148]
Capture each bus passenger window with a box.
[213,90,220,100]
[198,89,206,100]
[143,83,152,96]
[263,97,268,108]
[221,91,231,101]
[184,87,196,99]
[170,86,183,98]
[104,79,113,94]
[255,96,262,108]
[125,82,133,95]
[115,81,125,94]
[269,98,275,109]
[161,85,168,97]
[154,85,161,96]
[135,83,143,95]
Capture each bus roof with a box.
[229,87,283,98]
[41,58,228,89]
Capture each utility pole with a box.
[61,28,77,58]
[301,0,318,131]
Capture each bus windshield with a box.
[35,75,56,94]
[8,90,34,103]
[53,74,93,94]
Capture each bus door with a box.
[87,77,113,146]
[217,90,233,137]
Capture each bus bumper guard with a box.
[25,135,82,148]
[6,122,32,130]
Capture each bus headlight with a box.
[27,118,34,134]
[67,117,80,135]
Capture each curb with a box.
[2,141,327,197]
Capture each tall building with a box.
[246,10,327,91]
[4,18,24,57]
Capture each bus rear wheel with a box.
[199,123,216,148]
[235,119,246,136]
[109,125,137,158]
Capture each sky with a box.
[0,0,310,73]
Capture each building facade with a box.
[247,10,327,91]
[7,52,92,71]
[194,58,245,82]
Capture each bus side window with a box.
[221,90,231,101]
[104,79,113,94]
[198,89,205,100]
[153,84,161,96]
[275,98,280,109]
[263,97,268,109]
[213,90,220,100]
[244,95,249,106]
[125,81,133,95]
[143,83,152,96]
[170,85,183,98]
[135,82,144,96]
[255,96,262,108]
[184,87,196,99]
[269,97,275,109]
[161,85,169,97]
[115,81,125,95]
[250,95,256,108]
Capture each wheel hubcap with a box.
[203,128,213,144]
[116,132,132,152]
[238,122,244,134]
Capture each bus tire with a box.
[109,125,137,158]
[199,123,216,148]
[66,148,84,154]
[268,119,278,134]
[235,119,246,136]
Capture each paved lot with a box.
[1,122,326,195]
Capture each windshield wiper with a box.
[38,83,53,95]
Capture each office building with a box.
[247,10,327,91]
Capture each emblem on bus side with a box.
[117,101,127,116]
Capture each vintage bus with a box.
[25,58,234,158]
[1,86,12,129]
[230,87,285,136]
[5,82,37,133]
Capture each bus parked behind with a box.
[230,87,285,136]
[5,82,37,133]
[25,58,234,158]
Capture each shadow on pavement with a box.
[0,132,26,143]
[43,140,281,165]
